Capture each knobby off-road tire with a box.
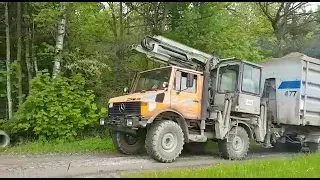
[218,126,250,160]
[184,142,207,154]
[112,131,145,155]
[145,120,184,163]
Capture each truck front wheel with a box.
[112,131,145,155]
[145,120,184,163]
[218,126,250,160]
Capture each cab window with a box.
[175,71,197,93]
[242,64,261,94]
[218,65,239,92]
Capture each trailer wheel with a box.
[218,126,250,160]
[184,142,207,154]
[112,131,145,155]
[145,120,184,163]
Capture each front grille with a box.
[109,102,141,116]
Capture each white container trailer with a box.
[262,52,320,151]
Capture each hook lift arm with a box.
[133,35,220,70]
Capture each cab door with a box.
[170,69,202,120]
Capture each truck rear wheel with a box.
[218,126,250,160]
[112,131,145,155]
[145,120,184,163]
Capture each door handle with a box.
[193,99,199,103]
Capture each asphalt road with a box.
[0,149,299,178]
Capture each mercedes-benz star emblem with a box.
[119,103,126,113]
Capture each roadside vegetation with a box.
[0,137,115,155]
[124,152,320,178]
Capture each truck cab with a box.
[212,59,262,115]
[105,65,203,133]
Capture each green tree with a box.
[257,2,316,57]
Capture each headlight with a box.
[127,119,133,127]
[109,103,113,108]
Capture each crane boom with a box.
[134,35,219,70]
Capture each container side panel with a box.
[300,96,320,113]
[300,60,320,126]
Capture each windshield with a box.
[242,64,261,94]
[218,64,239,92]
[133,67,172,92]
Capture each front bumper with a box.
[100,115,148,134]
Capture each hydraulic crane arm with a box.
[134,35,219,70]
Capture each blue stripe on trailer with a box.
[278,80,301,89]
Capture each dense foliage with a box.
[10,72,106,141]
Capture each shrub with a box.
[11,72,106,142]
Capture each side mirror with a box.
[162,82,169,88]
[124,87,128,93]
[186,74,194,88]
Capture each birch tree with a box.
[52,2,67,79]
[5,2,12,120]
[31,19,38,74]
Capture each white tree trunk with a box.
[5,2,12,120]
[25,27,32,92]
[32,19,38,74]
[52,2,67,79]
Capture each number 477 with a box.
[285,91,297,96]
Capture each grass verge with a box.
[0,137,116,155]
[124,152,320,178]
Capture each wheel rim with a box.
[232,135,244,152]
[161,132,177,153]
[124,134,138,145]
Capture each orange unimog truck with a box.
[100,36,320,163]
[100,35,268,163]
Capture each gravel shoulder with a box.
[0,149,298,178]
